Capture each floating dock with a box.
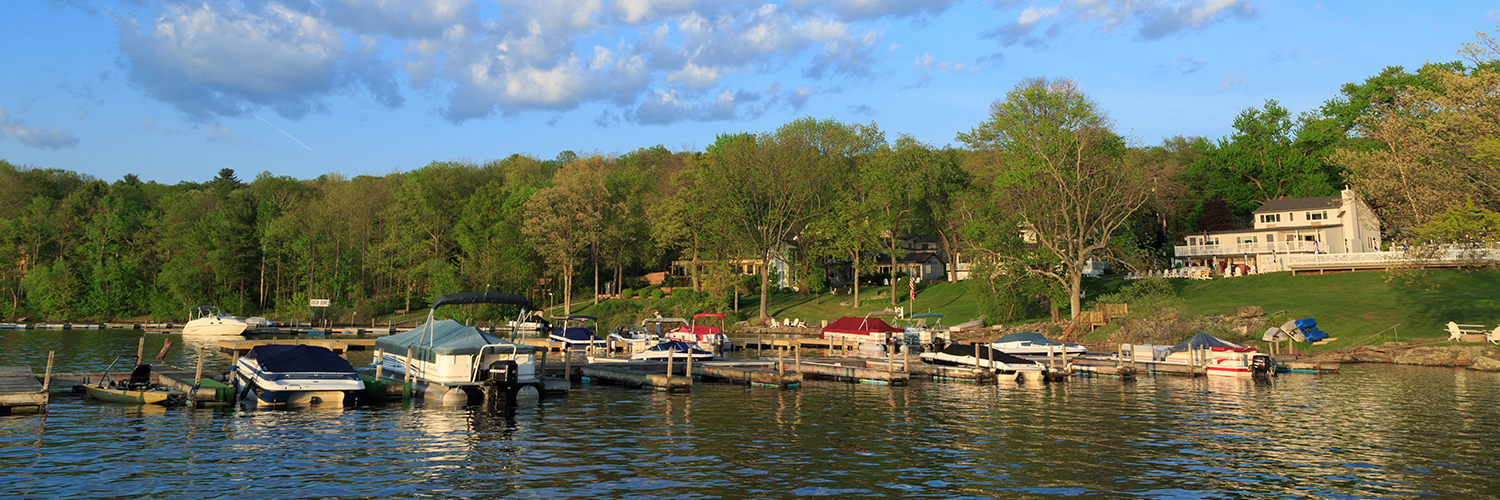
[218,338,379,356]
[576,362,692,391]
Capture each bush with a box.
[650,289,664,299]
[619,288,635,299]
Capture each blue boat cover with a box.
[246,344,356,374]
[646,340,710,355]
[1168,332,1245,352]
[551,327,601,342]
[1295,318,1318,329]
[376,318,537,358]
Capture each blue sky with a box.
[2,1,1496,184]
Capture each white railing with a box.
[1173,240,1322,257]
[1284,247,1500,269]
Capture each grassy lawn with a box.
[734,281,987,328]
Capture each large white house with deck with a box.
[1175,189,1382,273]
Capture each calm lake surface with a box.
[2,329,1498,499]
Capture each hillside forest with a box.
[1,27,1496,325]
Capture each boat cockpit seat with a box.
[128,364,152,390]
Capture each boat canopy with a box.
[933,343,1038,365]
[994,332,1080,347]
[822,316,904,335]
[1168,332,1251,353]
[430,292,529,309]
[376,319,537,357]
[552,326,601,341]
[245,345,356,374]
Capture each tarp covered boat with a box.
[990,332,1088,355]
[821,316,905,344]
[235,344,364,406]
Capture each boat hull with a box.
[85,385,184,405]
[380,351,539,387]
[183,317,248,336]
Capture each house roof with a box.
[1252,195,1340,214]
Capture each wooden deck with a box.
[218,338,378,356]
[0,366,51,414]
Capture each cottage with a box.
[1175,189,1382,273]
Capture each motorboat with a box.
[606,323,659,353]
[918,342,1048,381]
[84,359,185,405]
[989,332,1088,356]
[902,313,951,349]
[233,344,365,407]
[1162,332,1274,378]
[666,313,733,353]
[630,339,714,361]
[182,306,248,336]
[375,291,542,403]
[549,315,608,350]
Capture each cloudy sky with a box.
[2,1,1496,184]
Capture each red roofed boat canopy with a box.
[821,315,904,343]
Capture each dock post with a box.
[136,336,146,366]
[795,343,801,373]
[404,346,413,384]
[1116,344,1123,370]
[374,349,384,380]
[42,350,54,392]
[887,343,893,378]
[667,352,675,378]
[1048,346,1055,379]
[778,346,785,376]
[565,351,573,382]
[685,349,693,383]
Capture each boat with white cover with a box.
[182,306,248,336]
[919,342,1048,381]
[989,332,1088,356]
[630,339,714,361]
[233,344,365,407]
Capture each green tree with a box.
[523,157,609,316]
[957,77,1153,319]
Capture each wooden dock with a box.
[866,360,995,382]
[690,361,802,388]
[576,363,692,391]
[1280,360,1341,373]
[0,364,52,414]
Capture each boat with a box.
[666,313,733,353]
[233,344,365,407]
[630,339,714,361]
[1162,332,1274,378]
[989,332,1088,356]
[820,312,906,349]
[606,322,660,353]
[548,315,608,350]
[918,343,1048,381]
[374,291,542,403]
[182,306,249,336]
[83,359,185,405]
[902,313,951,350]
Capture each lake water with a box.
[2,329,1498,499]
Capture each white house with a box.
[1175,189,1382,273]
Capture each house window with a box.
[1303,235,1316,242]
[1259,214,1281,223]
[1236,236,1258,244]
[1306,211,1328,221]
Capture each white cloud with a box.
[0,107,80,150]
[1215,70,1246,91]
[1159,55,1205,75]
[201,123,240,144]
[1488,9,1499,22]
[110,1,887,127]
[988,0,1258,46]
[117,3,345,120]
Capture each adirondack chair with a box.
[1446,321,1489,341]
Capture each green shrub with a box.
[619,288,635,298]
[650,289,664,299]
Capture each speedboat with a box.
[84,359,185,405]
[375,291,542,403]
[606,323,659,353]
[989,332,1088,356]
[667,313,733,353]
[549,315,608,350]
[182,306,249,336]
[233,344,365,407]
[630,339,714,361]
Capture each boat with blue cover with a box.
[549,315,608,350]
[234,344,365,407]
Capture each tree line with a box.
[2,25,1495,325]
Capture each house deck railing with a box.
[1173,240,1322,258]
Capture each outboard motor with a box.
[484,360,519,388]
[1250,355,1273,376]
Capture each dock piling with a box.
[42,351,54,394]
